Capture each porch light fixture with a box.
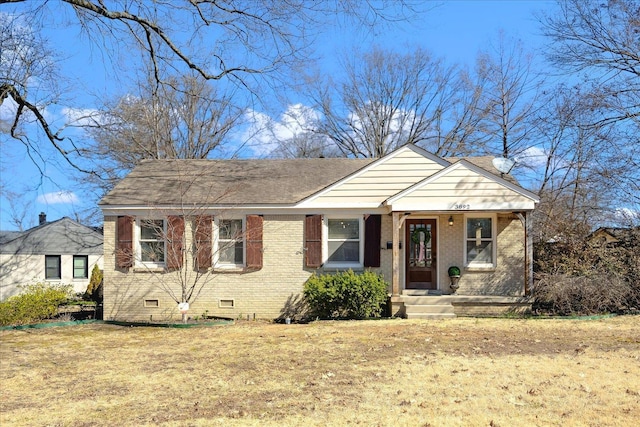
[448,215,454,226]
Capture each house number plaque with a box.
[453,204,471,210]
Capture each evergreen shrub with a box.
[303,270,389,319]
[84,264,103,303]
[0,283,72,326]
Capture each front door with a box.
[405,219,437,289]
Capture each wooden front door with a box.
[405,219,437,289]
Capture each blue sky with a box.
[0,1,556,230]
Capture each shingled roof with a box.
[99,158,375,207]
[99,151,520,208]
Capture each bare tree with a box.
[475,32,543,159]
[539,0,640,224]
[528,83,638,241]
[1,0,418,171]
[0,190,33,231]
[82,71,244,193]
[541,0,640,127]
[304,47,485,158]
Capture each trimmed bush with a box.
[0,283,73,326]
[303,270,389,319]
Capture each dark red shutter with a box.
[194,215,213,269]
[364,214,381,268]
[116,216,134,268]
[246,215,263,270]
[305,215,322,268]
[166,216,184,269]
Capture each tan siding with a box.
[304,152,445,207]
[103,215,313,321]
[102,213,527,321]
[388,164,537,211]
[437,214,525,297]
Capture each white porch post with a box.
[516,211,534,296]
[525,211,534,295]
[392,211,401,296]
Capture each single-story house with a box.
[99,144,539,321]
[0,214,104,300]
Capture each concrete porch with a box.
[391,292,532,319]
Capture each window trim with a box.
[135,218,167,268]
[323,216,364,269]
[45,255,61,280]
[73,255,89,279]
[464,213,497,269]
[214,217,246,269]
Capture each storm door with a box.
[405,219,437,289]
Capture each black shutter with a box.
[305,215,322,268]
[364,214,381,267]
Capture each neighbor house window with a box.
[45,255,61,280]
[465,215,496,268]
[325,217,363,268]
[138,219,166,265]
[215,218,244,268]
[73,255,89,279]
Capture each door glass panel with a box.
[409,223,432,267]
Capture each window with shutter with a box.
[216,218,243,268]
[138,219,166,266]
[364,214,381,268]
[194,215,213,269]
[246,215,263,270]
[324,216,363,268]
[116,216,134,268]
[305,215,322,268]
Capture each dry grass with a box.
[1,316,639,426]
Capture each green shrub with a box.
[84,264,103,303]
[303,270,389,319]
[0,283,73,326]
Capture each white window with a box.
[324,217,363,268]
[465,214,496,269]
[215,218,244,268]
[137,219,166,267]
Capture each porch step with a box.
[404,296,456,319]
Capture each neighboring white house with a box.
[0,215,104,300]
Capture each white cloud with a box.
[0,96,18,122]
[516,146,548,169]
[60,107,102,127]
[240,104,321,156]
[37,191,79,205]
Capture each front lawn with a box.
[1,317,639,426]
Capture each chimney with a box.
[39,212,47,225]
